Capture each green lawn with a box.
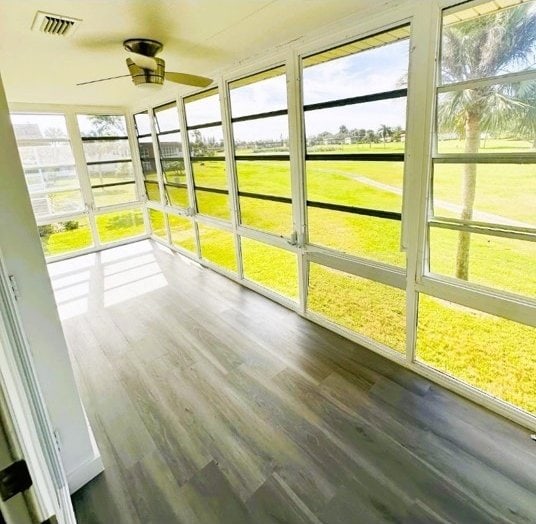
[39,208,145,256]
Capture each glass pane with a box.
[12,113,69,139]
[198,224,237,272]
[307,160,403,212]
[188,126,224,157]
[96,208,145,244]
[303,34,410,105]
[230,67,287,117]
[38,217,92,256]
[241,237,298,299]
[233,115,289,154]
[429,227,536,298]
[307,207,405,267]
[158,132,182,158]
[31,190,84,218]
[148,209,166,239]
[168,214,196,252]
[17,142,75,167]
[134,111,151,136]
[417,294,535,414]
[195,190,230,220]
[308,263,406,352]
[304,99,406,152]
[192,160,227,189]
[155,103,180,132]
[24,166,79,193]
[93,183,137,208]
[437,81,536,153]
[432,163,535,227]
[77,114,127,137]
[138,136,155,161]
[88,162,135,186]
[236,160,291,196]
[162,159,187,185]
[166,185,189,208]
[185,89,221,126]
[239,197,292,236]
[82,139,131,162]
[441,1,536,85]
[145,181,161,202]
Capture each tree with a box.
[438,5,536,280]
[377,124,392,147]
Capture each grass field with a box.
[38,138,535,413]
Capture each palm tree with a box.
[438,5,536,280]
[377,124,392,147]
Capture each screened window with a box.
[154,102,190,209]
[134,111,160,202]
[428,0,536,298]
[78,114,138,208]
[185,89,230,220]
[12,113,84,219]
[302,26,410,267]
[230,66,293,236]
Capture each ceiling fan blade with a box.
[165,72,213,88]
[76,74,132,86]
[128,52,158,71]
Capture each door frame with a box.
[0,248,76,523]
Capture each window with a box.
[154,103,190,209]
[96,208,145,244]
[241,238,298,299]
[78,114,138,208]
[230,67,293,236]
[38,217,93,257]
[428,1,536,299]
[148,209,167,240]
[415,0,536,417]
[302,26,410,266]
[197,223,237,272]
[184,89,230,220]
[417,294,535,414]
[134,111,161,202]
[168,214,197,253]
[12,113,84,218]
[308,263,406,353]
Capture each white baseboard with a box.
[66,411,104,493]
[66,451,104,494]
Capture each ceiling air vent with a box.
[31,11,81,37]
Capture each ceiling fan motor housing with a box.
[127,57,165,86]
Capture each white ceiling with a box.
[0,0,379,108]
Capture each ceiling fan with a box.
[77,38,213,88]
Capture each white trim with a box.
[307,250,405,290]
[65,407,103,494]
[437,68,536,92]
[417,277,536,327]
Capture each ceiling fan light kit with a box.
[77,38,213,88]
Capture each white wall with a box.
[0,72,102,491]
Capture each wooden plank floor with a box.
[49,240,536,524]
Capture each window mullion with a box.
[65,109,99,249]
[220,75,243,279]
[287,49,308,314]
[177,96,202,259]
[403,1,442,364]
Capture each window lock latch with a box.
[288,231,298,246]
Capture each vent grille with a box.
[31,11,81,37]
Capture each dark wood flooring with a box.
[49,240,536,524]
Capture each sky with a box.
[185,38,409,142]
